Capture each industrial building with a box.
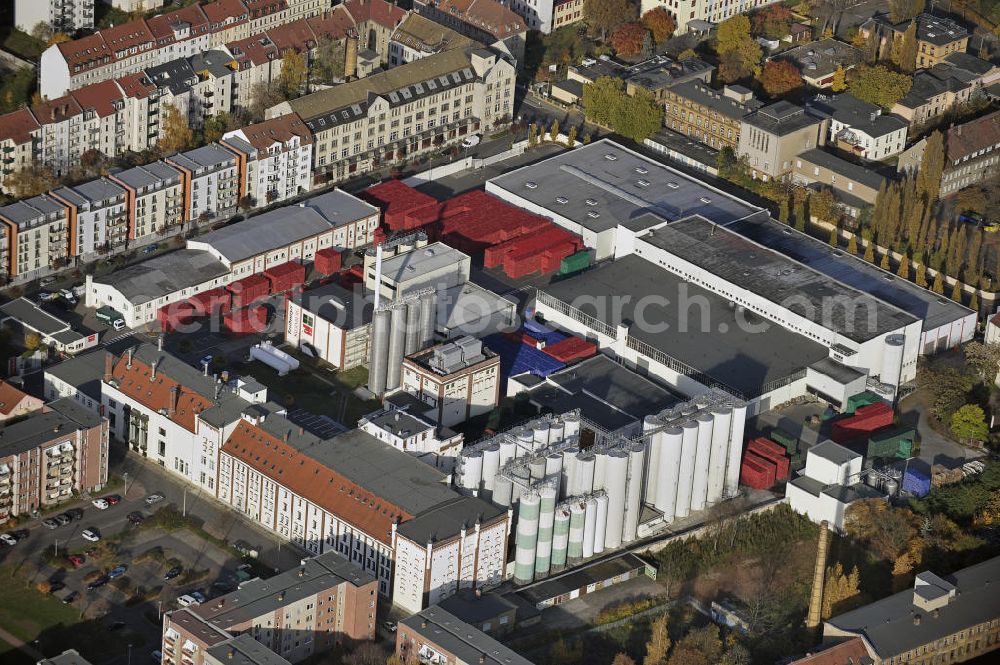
[0,298,100,355]
[456,400,747,585]
[366,242,471,300]
[785,440,884,531]
[400,337,501,427]
[285,282,374,370]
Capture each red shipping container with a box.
[747,439,789,480]
[832,403,893,442]
[188,287,231,316]
[314,248,343,276]
[542,337,597,362]
[741,453,777,490]
[264,261,306,294]
[223,305,269,334]
[226,274,270,309]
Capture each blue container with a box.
[902,468,931,497]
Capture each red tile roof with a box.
[244,0,287,18]
[71,80,125,118]
[109,355,213,433]
[306,8,356,41]
[0,381,40,417]
[203,0,249,26]
[342,0,406,29]
[946,109,1000,163]
[102,19,155,56]
[222,420,409,544]
[0,109,40,145]
[226,113,314,151]
[58,32,112,72]
[434,0,526,39]
[32,95,84,126]
[267,19,319,52]
[227,35,280,67]
[147,4,210,41]
[117,72,157,100]
[788,638,874,665]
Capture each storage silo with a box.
[404,299,421,356]
[545,452,563,481]
[550,419,566,443]
[593,491,609,555]
[575,452,595,497]
[561,450,577,499]
[482,444,501,498]
[529,456,546,481]
[622,441,646,544]
[533,421,551,447]
[515,427,534,449]
[593,450,608,491]
[567,500,586,565]
[725,403,748,497]
[644,428,662,504]
[655,426,683,521]
[583,496,598,559]
[675,420,699,518]
[514,491,540,585]
[418,290,436,348]
[499,438,517,467]
[881,334,906,388]
[563,412,581,438]
[706,407,732,505]
[367,309,391,396]
[385,305,407,391]
[551,507,571,572]
[690,414,714,512]
[493,474,513,507]
[534,485,557,579]
[460,450,483,493]
[603,450,629,549]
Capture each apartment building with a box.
[270,47,515,184]
[940,109,1000,197]
[109,161,186,242]
[890,53,996,127]
[640,0,784,34]
[792,148,888,218]
[824,556,1000,664]
[397,607,535,665]
[0,398,108,524]
[389,14,477,67]
[0,382,44,422]
[864,13,970,69]
[51,179,129,260]
[107,0,167,12]
[0,110,41,188]
[0,195,70,280]
[413,0,527,66]
[807,93,908,161]
[392,496,508,613]
[14,0,94,34]
[221,114,314,206]
[399,337,500,428]
[663,82,761,151]
[167,144,242,222]
[163,551,378,664]
[738,101,826,181]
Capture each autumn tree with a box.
[585,0,637,40]
[849,64,913,109]
[158,103,193,154]
[247,82,285,122]
[751,4,793,39]
[889,0,925,22]
[202,112,233,144]
[916,130,944,204]
[964,342,1000,383]
[666,625,723,665]
[550,637,583,665]
[311,36,347,83]
[677,47,698,60]
[845,499,917,561]
[613,654,638,665]
[831,64,847,91]
[760,59,803,97]
[643,614,671,665]
[714,16,762,82]
[582,76,662,141]
[642,7,676,43]
[4,165,58,199]
[809,187,836,223]
[915,261,928,287]
[896,253,910,279]
[932,272,944,294]
[279,49,308,99]
[549,119,560,142]
[342,643,388,665]
[611,22,649,58]
[951,404,989,442]
[894,21,918,73]
[822,562,861,618]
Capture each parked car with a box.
[91,498,109,510]
[104,494,121,506]
[127,511,144,525]
[177,594,201,607]
[87,576,108,590]
[48,582,66,594]
[107,565,128,579]
[145,494,164,505]
[151,651,163,663]
[190,591,207,604]
[461,134,481,148]
[233,540,259,558]
[67,555,85,568]
[37,291,57,302]
[81,527,101,542]
[42,518,59,529]
[143,244,159,255]
[107,621,126,631]
[62,591,79,604]
[0,534,18,546]
[10,529,28,540]
[66,508,84,520]
[54,513,72,526]
[164,566,183,581]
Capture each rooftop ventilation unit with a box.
[637,179,650,187]
[525,181,537,189]
[634,166,648,175]
[587,211,601,218]
[699,196,712,204]
[667,181,679,189]
[555,196,568,204]
[604,153,618,161]
[585,198,598,205]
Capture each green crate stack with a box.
[845,391,881,415]
[559,251,590,275]
[866,426,915,460]
[770,428,799,455]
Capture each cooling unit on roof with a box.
[604,153,618,161]
[587,211,600,218]
[667,181,679,189]
[525,181,537,189]
[634,166,648,174]
[637,179,650,187]
[585,198,598,205]
[699,196,711,204]
[555,196,568,204]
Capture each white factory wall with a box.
[284,298,351,368]
[921,313,977,355]
[805,365,868,408]
[85,269,232,328]
[786,483,853,531]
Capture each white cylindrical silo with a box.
[690,414,714,512]
[706,407,732,505]
[482,444,501,497]
[385,304,407,391]
[655,426,683,521]
[567,500,586,565]
[644,429,662,504]
[500,438,517,467]
[561,450,577,499]
[881,334,906,387]
[551,507,570,572]
[534,485,557,579]
[533,421,551,447]
[675,420,699,518]
[642,414,660,434]
[418,290,436,348]
[575,452,595,496]
[461,450,483,493]
[583,496,597,559]
[593,450,608,491]
[593,491,609,555]
[603,450,629,549]
[725,403,748,497]
[367,308,391,396]
[515,427,534,450]
[622,441,646,544]
[550,420,566,443]
[404,299,421,356]
[513,491,540,585]
[493,474,513,507]
[545,452,563,481]
[529,456,546,481]
[563,412,581,438]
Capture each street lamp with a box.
[127,643,132,665]
[123,472,129,497]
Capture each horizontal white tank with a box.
[675,420,699,518]
[655,426,683,521]
[706,407,732,505]
[690,414,714,512]
[593,492,609,555]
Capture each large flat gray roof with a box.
[379,242,468,284]
[488,139,762,234]
[638,216,917,342]
[727,215,972,332]
[826,555,1000,659]
[401,607,535,665]
[301,188,379,226]
[539,255,829,399]
[396,495,506,544]
[206,634,292,665]
[111,161,182,191]
[95,249,229,304]
[44,350,106,401]
[0,298,76,336]
[797,148,887,190]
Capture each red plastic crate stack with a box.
[487,226,583,278]
[157,302,195,333]
[741,453,777,490]
[313,248,343,276]
[226,274,271,309]
[362,180,439,232]
[746,437,789,480]
[542,337,597,363]
[831,402,893,443]
[439,190,550,255]
[223,305,268,334]
[264,261,306,294]
[188,287,231,317]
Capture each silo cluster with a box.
[367,289,437,397]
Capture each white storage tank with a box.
[561,450,577,499]
[575,452,596,497]
[655,426,684,521]
[534,485,557,579]
[676,420,699,518]
[500,438,517,467]
[493,474,513,507]
[690,414,714,512]
[583,496,598,559]
[881,334,906,387]
[567,500,586,565]
[461,450,483,493]
[622,441,646,544]
[725,402,748,497]
[603,450,629,549]
[482,444,501,496]
[644,428,662,504]
[529,457,546,481]
[563,412,581,438]
[551,506,571,573]
[514,491,540,585]
[533,421,550,447]
[706,407,732,505]
[593,450,608,491]
[593,491,609,555]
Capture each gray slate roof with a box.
[401,607,535,665]
[111,161,183,191]
[396,495,506,544]
[807,94,908,138]
[743,101,822,136]
[797,148,887,190]
[95,249,229,305]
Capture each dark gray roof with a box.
[639,215,917,342]
[0,398,102,458]
[146,57,198,96]
[779,38,864,79]
[169,143,237,173]
[942,51,995,76]
[0,298,78,337]
[52,178,126,208]
[518,553,650,606]
[361,408,435,439]
[797,148,887,190]
[0,194,66,227]
[293,282,372,330]
[810,440,858,465]
[396,495,506,544]
[669,80,761,119]
[743,101,822,136]
[111,161,183,191]
[540,254,829,399]
[896,68,970,109]
[809,357,865,384]
[826,555,1000,658]
[551,79,584,98]
[624,55,715,91]
[727,215,973,331]
[206,634,292,665]
[438,590,518,625]
[646,127,719,169]
[401,607,535,665]
[38,651,94,665]
[570,57,628,82]
[301,188,379,225]
[95,249,229,304]
[488,139,762,234]
[789,474,826,496]
[904,13,969,46]
[806,94,908,137]
[822,481,883,502]
[44,350,107,401]
[188,50,237,78]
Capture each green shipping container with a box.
[866,426,915,460]
[845,391,881,415]
[770,428,799,455]
[559,251,591,275]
